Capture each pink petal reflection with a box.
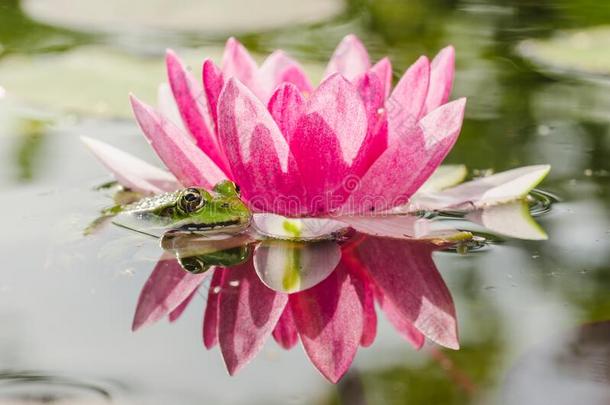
[132,255,206,331]
[218,260,288,375]
[356,237,459,349]
[272,305,299,350]
[203,269,224,349]
[341,251,377,347]
[377,290,426,349]
[168,287,198,323]
[290,262,364,383]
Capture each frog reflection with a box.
[161,231,254,274]
[132,231,460,383]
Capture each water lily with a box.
[86,34,465,217]
[82,34,553,383]
[133,234,457,383]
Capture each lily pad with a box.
[0,46,222,118]
[22,0,343,35]
[518,26,610,81]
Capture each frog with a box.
[120,180,252,235]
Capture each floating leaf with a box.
[22,0,344,35]
[0,46,223,118]
[518,27,610,81]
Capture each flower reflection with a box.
[133,232,459,383]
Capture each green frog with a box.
[122,180,252,234]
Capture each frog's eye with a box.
[178,256,210,274]
[178,188,206,213]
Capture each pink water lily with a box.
[120,34,465,216]
[133,235,458,383]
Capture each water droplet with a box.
[376,107,385,115]
[229,280,240,287]
[212,286,221,294]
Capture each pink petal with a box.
[259,50,313,100]
[352,71,387,171]
[356,237,459,349]
[203,269,224,349]
[290,74,368,214]
[424,46,455,115]
[290,262,364,383]
[166,50,230,175]
[81,136,179,194]
[202,59,224,130]
[339,98,466,214]
[168,287,198,322]
[324,34,371,81]
[371,57,392,99]
[341,251,377,347]
[130,95,227,188]
[355,71,385,130]
[132,256,206,331]
[272,306,299,350]
[222,37,259,94]
[408,98,467,191]
[217,78,306,215]
[267,83,305,141]
[218,261,288,375]
[386,56,430,134]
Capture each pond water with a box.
[0,0,609,404]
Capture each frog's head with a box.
[168,181,251,233]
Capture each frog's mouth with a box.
[174,219,250,233]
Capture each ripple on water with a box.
[0,372,119,404]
